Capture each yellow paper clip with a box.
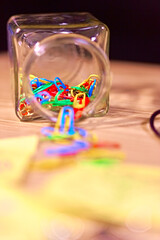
[88,74,100,81]
[70,88,81,97]
[29,74,37,81]
[54,108,64,132]
[73,93,86,109]
[77,74,100,88]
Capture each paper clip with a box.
[35,91,51,104]
[88,79,96,97]
[73,93,90,119]
[81,158,121,166]
[58,90,74,101]
[30,77,43,88]
[33,82,53,94]
[29,74,37,81]
[93,141,120,149]
[70,87,88,97]
[41,126,54,138]
[76,79,89,88]
[76,74,99,88]
[46,140,90,156]
[57,106,76,135]
[42,99,73,107]
[55,90,67,101]
[19,102,33,116]
[44,90,73,107]
[73,93,86,109]
[19,96,30,105]
[19,102,27,115]
[87,74,100,82]
[57,106,88,137]
[44,84,63,97]
[54,77,67,91]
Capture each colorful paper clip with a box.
[73,93,86,109]
[70,87,88,97]
[33,82,53,94]
[19,102,33,116]
[77,74,99,89]
[30,77,43,89]
[73,93,90,119]
[54,77,67,91]
[41,89,73,107]
[57,106,76,135]
[35,91,51,104]
[41,107,88,141]
[46,140,89,156]
[88,79,96,97]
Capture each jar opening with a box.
[22,33,110,121]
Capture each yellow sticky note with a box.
[0,184,109,240]
[35,208,107,240]
[42,163,160,231]
[0,184,45,240]
[0,135,38,183]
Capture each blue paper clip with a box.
[54,77,67,91]
[30,77,44,89]
[76,127,87,137]
[88,79,96,97]
[46,140,90,156]
[35,91,51,104]
[41,126,54,138]
[59,106,76,135]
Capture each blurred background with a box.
[1,0,160,63]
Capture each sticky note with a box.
[36,208,107,240]
[0,135,38,183]
[0,183,109,240]
[0,184,45,240]
[42,163,160,230]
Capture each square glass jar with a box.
[7,12,110,121]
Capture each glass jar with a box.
[7,12,110,122]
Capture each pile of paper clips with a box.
[39,106,125,166]
[41,106,90,156]
[19,74,99,119]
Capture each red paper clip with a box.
[93,141,120,149]
[73,93,90,119]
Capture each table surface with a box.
[0,52,160,165]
